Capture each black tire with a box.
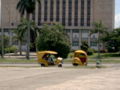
[73,63,78,66]
[58,64,62,67]
[41,64,45,67]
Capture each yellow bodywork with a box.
[37,51,61,67]
[75,50,87,56]
[73,57,83,65]
[55,59,62,65]
[73,50,87,66]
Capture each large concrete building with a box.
[0,0,115,50]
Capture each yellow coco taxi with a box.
[37,51,63,67]
[72,50,88,66]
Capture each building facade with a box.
[0,0,115,50]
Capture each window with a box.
[82,38,88,41]
[56,0,60,21]
[65,29,71,38]
[72,29,79,33]
[74,0,78,26]
[68,0,72,26]
[50,0,54,21]
[90,42,97,46]
[72,29,79,46]
[72,41,79,46]
[44,0,48,21]
[4,28,9,32]
[80,0,84,26]
[65,29,70,33]
[68,18,72,26]
[81,17,84,26]
[62,0,66,25]
[74,18,78,26]
[87,0,91,26]
[38,3,41,26]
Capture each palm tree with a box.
[13,28,24,55]
[16,0,40,59]
[15,19,40,55]
[91,21,107,67]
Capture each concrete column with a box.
[9,29,12,46]
[35,2,39,25]
[47,0,50,22]
[53,0,56,22]
[84,0,87,27]
[41,0,44,23]
[88,29,91,46]
[78,0,81,27]
[70,29,73,48]
[79,29,82,49]
[59,0,62,24]
[66,0,69,26]
[90,0,93,27]
[72,0,75,26]
[30,13,32,20]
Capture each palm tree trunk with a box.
[26,13,30,60]
[98,32,100,58]
[19,41,22,55]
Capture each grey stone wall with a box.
[1,0,20,28]
[93,0,115,30]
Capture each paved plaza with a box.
[0,65,120,90]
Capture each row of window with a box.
[32,0,91,27]
[65,29,97,47]
[72,41,97,47]
[0,29,97,47]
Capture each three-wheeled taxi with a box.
[37,51,62,67]
[72,50,88,66]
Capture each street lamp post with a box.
[1,1,4,58]
[96,30,101,68]
[1,28,4,58]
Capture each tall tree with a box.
[13,28,24,55]
[16,0,40,59]
[1,29,4,58]
[36,24,70,58]
[15,19,40,55]
[102,28,120,52]
[91,21,107,67]
[0,35,9,57]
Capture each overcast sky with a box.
[115,0,120,28]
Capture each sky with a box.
[115,0,120,28]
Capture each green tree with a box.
[91,21,108,67]
[0,35,9,56]
[102,28,120,52]
[13,28,24,55]
[111,28,120,52]
[15,19,40,55]
[36,24,70,58]
[16,0,40,59]
[0,29,4,58]
[81,41,89,52]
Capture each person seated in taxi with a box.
[43,54,54,64]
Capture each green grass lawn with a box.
[65,52,120,64]
[88,52,120,58]
[0,58,37,64]
[64,58,120,64]
[0,52,120,64]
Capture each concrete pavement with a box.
[0,66,120,90]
